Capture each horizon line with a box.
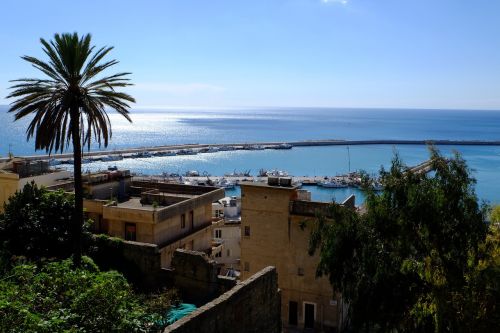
[0,104,499,112]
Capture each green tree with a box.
[309,148,495,332]
[7,33,135,266]
[490,205,500,223]
[0,182,92,261]
[0,257,150,332]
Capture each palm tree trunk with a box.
[70,105,83,267]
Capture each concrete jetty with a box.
[3,139,500,163]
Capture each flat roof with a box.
[116,198,155,211]
[239,181,298,190]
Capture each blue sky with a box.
[0,0,499,109]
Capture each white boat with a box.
[319,180,348,188]
[266,169,289,177]
[185,170,200,177]
[246,145,264,150]
[274,143,292,150]
[216,178,236,189]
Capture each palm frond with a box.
[8,32,134,154]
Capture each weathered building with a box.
[240,180,352,332]
[212,196,241,272]
[0,159,71,212]
[84,178,225,268]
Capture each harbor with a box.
[4,139,500,165]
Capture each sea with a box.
[1,106,500,204]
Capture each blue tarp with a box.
[165,303,197,325]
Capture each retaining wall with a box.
[164,266,281,333]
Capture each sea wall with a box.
[7,139,500,163]
[163,266,281,333]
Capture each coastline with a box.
[4,139,500,163]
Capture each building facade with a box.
[212,196,241,272]
[0,159,71,212]
[240,181,350,332]
[83,177,225,268]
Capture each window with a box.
[226,249,231,257]
[244,226,250,236]
[244,262,250,272]
[298,267,304,276]
[181,214,186,228]
[215,229,222,238]
[215,209,224,218]
[215,251,222,258]
[189,210,194,228]
[125,223,136,241]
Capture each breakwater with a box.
[3,139,500,163]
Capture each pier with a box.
[3,139,500,164]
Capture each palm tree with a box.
[7,33,135,266]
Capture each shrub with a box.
[0,257,151,332]
[0,182,92,261]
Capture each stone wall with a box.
[91,235,169,290]
[168,249,236,305]
[164,266,281,333]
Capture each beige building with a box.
[240,179,352,332]
[0,159,71,212]
[83,177,225,268]
[211,196,241,272]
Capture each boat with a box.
[206,146,219,153]
[177,149,197,155]
[224,169,252,177]
[319,180,348,188]
[216,178,236,189]
[100,154,123,162]
[132,151,152,158]
[218,145,235,151]
[266,169,289,177]
[372,182,384,191]
[246,145,265,150]
[185,170,200,177]
[274,143,292,150]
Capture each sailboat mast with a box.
[347,146,351,173]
